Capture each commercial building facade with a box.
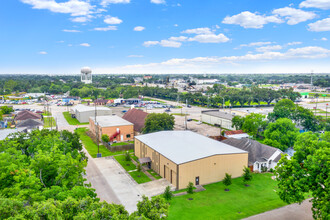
[71,104,112,123]
[201,110,234,130]
[90,115,134,142]
[135,131,248,189]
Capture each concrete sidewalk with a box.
[244,199,313,220]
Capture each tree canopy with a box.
[0,129,168,219]
[143,113,175,134]
[241,113,268,138]
[264,118,300,151]
[275,131,330,219]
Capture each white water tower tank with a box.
[81,67,92,84]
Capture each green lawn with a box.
[111,141,134,146]
[168,173,287,220]
[43,117,56,128]
[129,171,152,184]
[42,111,52,116]
[75,128,132,158]
[147,169,162,179]
[173,187,196,194]
[114,155,151,184]
[63,112,89,125]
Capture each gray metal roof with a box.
[135,131,247,165]
[0,128,24,140]
[202,110,234,120]
[90,115,133,127]
[222,138,282,165]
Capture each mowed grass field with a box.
[168,173,287,220]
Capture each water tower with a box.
[81,67,92,84]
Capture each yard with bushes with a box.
[168,173,287,220]
[75,128,132,158]
[114,154,151,184]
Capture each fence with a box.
[102,141,134,152]
[86,130,134,152]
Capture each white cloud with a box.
[101,0,130,7]
[174,24,178,27]
[222,11,283,28]
[159,40,182,48]
[80,43,91,47]
[308,18,330,31]
[94,26,117,31]
[151,0,166,4]
[168,36,188,41]
[133,26,145,31]
[272,7,316,25]
[240,42,273,48]
[143,41,160,47]
[256,45,283,52]
[38,51,47,55]
[188,33,230,43]
[181,27,212,34]
[287,41,302,46]
[104,15,123,24]
[20,0,94,17]
[321,37,328,41]
[143,40,181,48]
[128,55,144,58]
[300,0,330,10]
[101,46,330,73]
[71,16,89,23]
[62,29,81,32]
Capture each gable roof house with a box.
[14,110,42,124]
[122,108,148,134]
[16,119,44,130]
[222,138,283,172]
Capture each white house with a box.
[222,138,283,172]
[70,104,112,123]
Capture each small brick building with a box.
[89,115,134,142]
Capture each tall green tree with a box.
[241,113,268,138]
[143,113,175,134]
[232,115,245,130]
[264,118,300,151]
[275,132,330,219]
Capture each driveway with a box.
[92,156,173,213]
[244,199,313,220]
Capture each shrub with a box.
[269,168,274,173]
[261,166,268,173]
[242,166,252,184]
[187,182,194,194]
[125,151,131,161]
[137,163,142,172]
[223,173,232,190]
[163,186,173,201]
[101,134,110,143]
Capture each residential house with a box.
[122,108,148,135]
[14,110,42,124]
[222,138,283,172]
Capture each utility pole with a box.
[185,99,188,130]
[326,103,328,120]
[94,97,101,158]
[223,97,225,110]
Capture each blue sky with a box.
[0,0,329,74]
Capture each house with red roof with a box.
[122,108,148,135]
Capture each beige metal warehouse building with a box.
[135,131,248,189]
